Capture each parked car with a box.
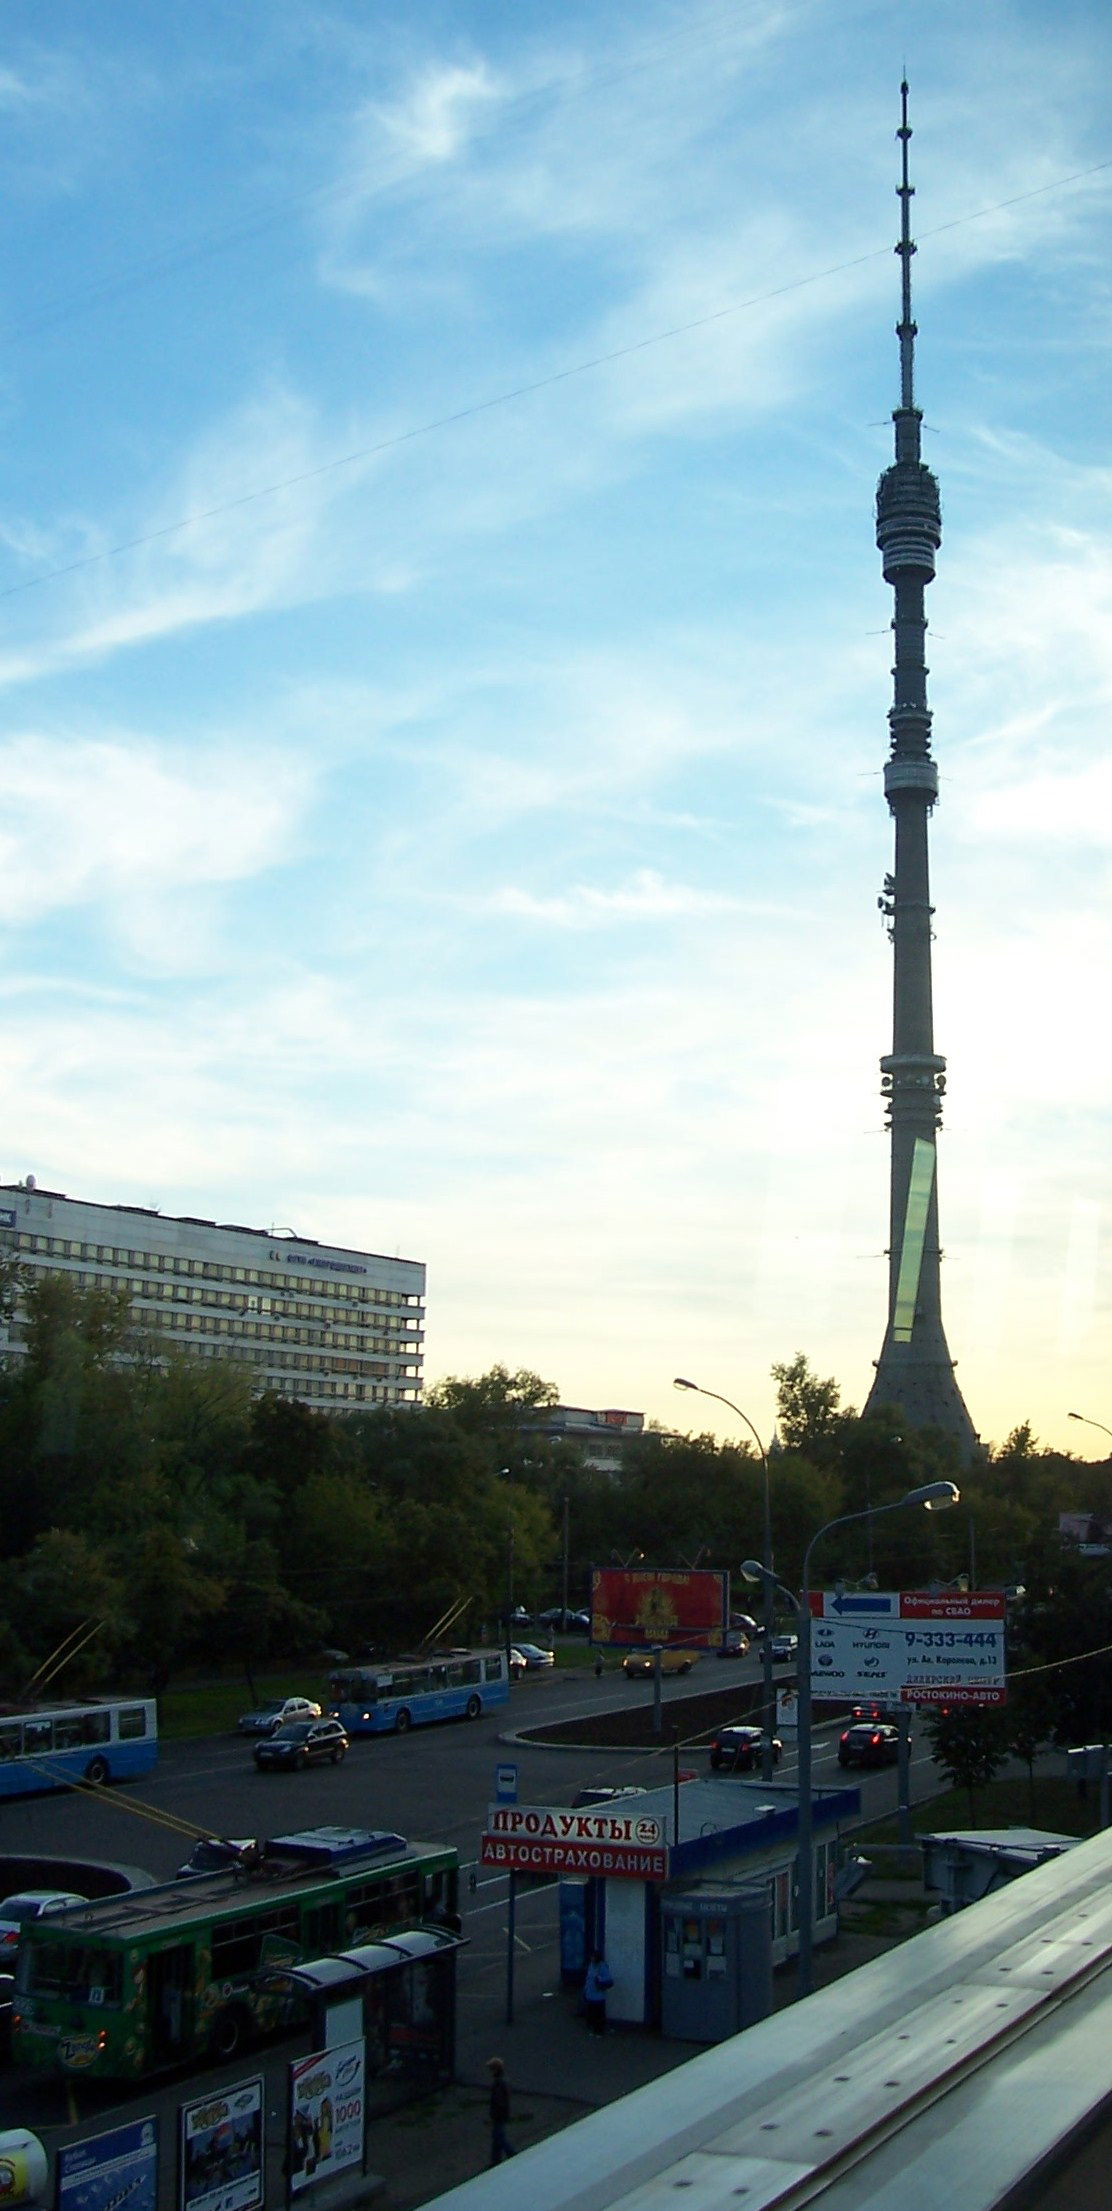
[769,1634,799,1661]
[622,1647,699,1678]
[237,1696,322,1737]
[507,1606,533,1629]
[509,1643,556,1676]
[708,1724,782,1772]
[0,1973,12,2060]
[537,1608,591,1632]
[176,1837,258,1879]
[729,1613,760,1637]
[838,1722,900,1769]
[0,1890,86,1953]
[253,1718,349,1771]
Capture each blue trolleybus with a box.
[0,1696,158,1796]
[328,1649,509,1735]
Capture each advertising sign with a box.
[57,2120,158,2211]
[591,1566,728,1649]
[481,1802,669,1880]
[180,2079,263,2211]
[288,2041,365,2195]
[808,1591,1006,1706]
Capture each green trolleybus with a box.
[12,1825,458,2081]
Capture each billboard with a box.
[180,2078,264,2211]
[808,1590,1006,1706]
[482,1803,669,1881]
[591,1567,728,1648]
[288,2041,365,2196]
[57,2120,158,2211]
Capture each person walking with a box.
[486,2056,517,2165]
[583,1949,614,2035]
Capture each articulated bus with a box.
[328,1647,509,1735]
[0,1697,157,1797]
[12,1825,459,2081]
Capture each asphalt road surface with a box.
[0,1660,945,1895]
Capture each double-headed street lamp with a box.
[674,1378,777,1784]
[742,1476,959,2000]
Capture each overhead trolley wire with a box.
[1,153,1108,612]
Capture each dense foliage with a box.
[0,1277,1106,1725]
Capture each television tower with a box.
[862,84,977,1458]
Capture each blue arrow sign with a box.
[831,1593,894,1615]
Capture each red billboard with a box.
[591,1566,728,1649]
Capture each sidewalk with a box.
[365,1866,933,2209]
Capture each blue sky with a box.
[1,0,1109,1456]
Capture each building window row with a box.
[11,1232,421,1308]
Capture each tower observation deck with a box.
[862,86,977,1458]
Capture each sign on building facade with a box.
[481,1803,669,1880]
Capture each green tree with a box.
[1005,1668,1058,1821]
[927,1706,1009,1823]
[770,1354,850,1466]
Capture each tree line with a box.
[0,1271,1107,1728]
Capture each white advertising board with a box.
[809,1591,1006,1707]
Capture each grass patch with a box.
[860,1771,1099,1845]
[159,1674,333,1740]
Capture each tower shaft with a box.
[863,85,977,1458]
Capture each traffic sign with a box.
[808,1590,1006,1706]
[494,1763,519,1803]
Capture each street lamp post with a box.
[1068,1411,1112,1451]
[674,1378,777,1783]
[742,1476,959,2001]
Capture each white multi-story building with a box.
[0,1180,424,1413]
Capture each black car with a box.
[708,1724,782,1772]
[253,1718,349,1772]
[838,1722,900,1769]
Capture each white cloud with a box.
[486,870,748,927]
[0,730,314,967]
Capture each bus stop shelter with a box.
[262,1926,466,2105]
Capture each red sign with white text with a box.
[480,1802,670,1880]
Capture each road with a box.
[0,1660,957,2148]
[0,1659,946,1928]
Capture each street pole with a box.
[796,1594,814,1995]
[504,1518,515,1676]
[742,1477,960,2003]
[561,1494,570,1623]
[673,1378,776,1781]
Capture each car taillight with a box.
[839,1732,849,1746]
[871,1732,882,1746]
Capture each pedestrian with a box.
[583,1948,613,2035]
[594,1651,603,1680]
[486,2056,517,2165]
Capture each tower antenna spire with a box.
[863,83,977,1460]
[896,79,918,420]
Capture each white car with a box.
[236,1695,323,1736]
[0,1890,85,1954]
[770,1634,799,1661]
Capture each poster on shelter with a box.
[57,2118,158,2211]
[288,2039,365,2195]
[180,2076,264,2211]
